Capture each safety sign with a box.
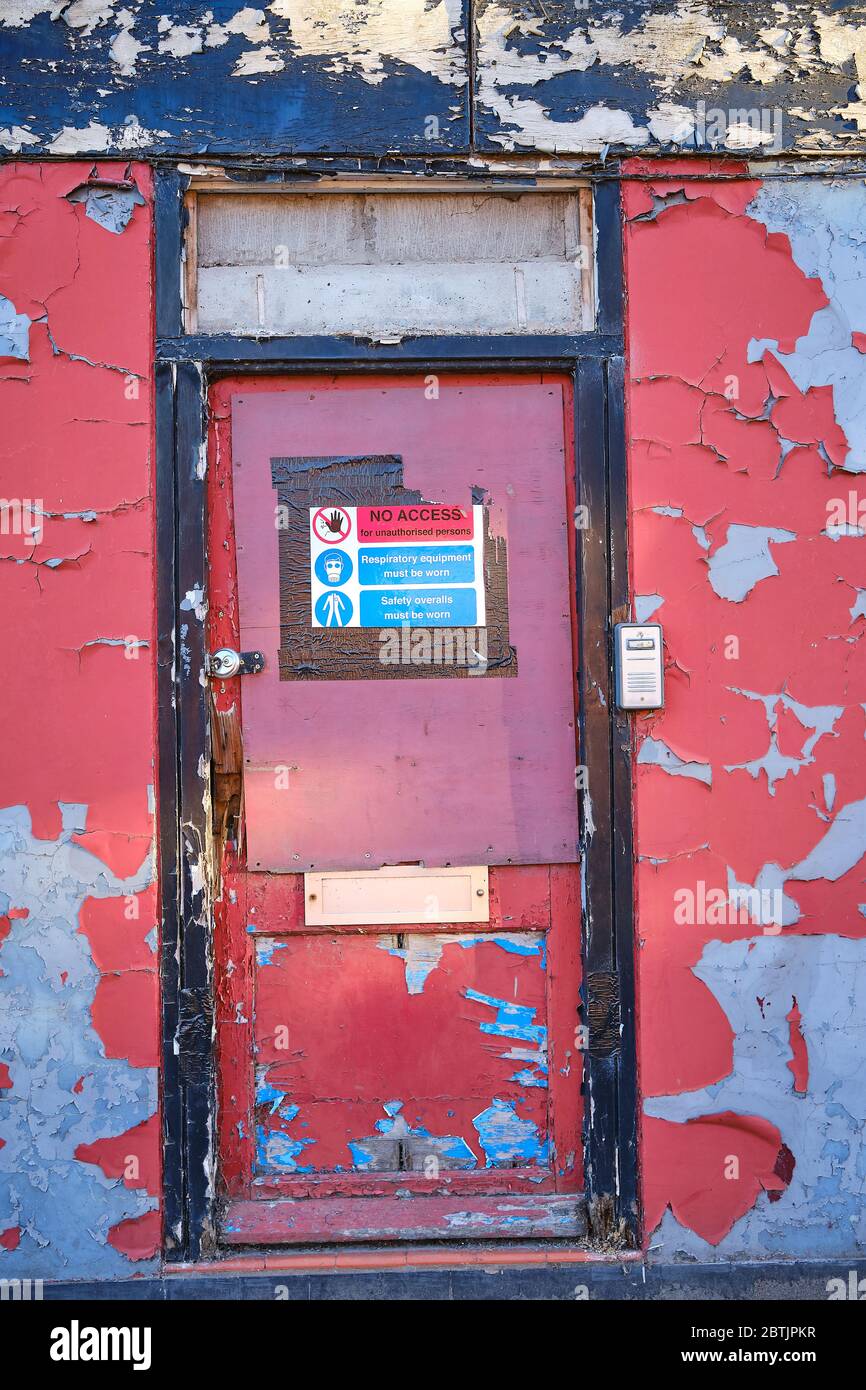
[309,504,486,629]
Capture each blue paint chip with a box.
[472,1099,548,1169]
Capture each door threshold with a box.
[222,1193,587,1244]
[172,1242,638,1276]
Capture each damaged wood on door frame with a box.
[153,165,638,1259]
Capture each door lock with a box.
[208,648,266,678]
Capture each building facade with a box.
[1,1,865,1294]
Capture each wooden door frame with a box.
[154,166,638,1261]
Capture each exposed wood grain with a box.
[223,1193,587,1243]
[183,192,198,335]
[195,190,588,336]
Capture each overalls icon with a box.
[315,590,353,627]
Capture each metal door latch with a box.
[208,648,265,678]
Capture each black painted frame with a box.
[155,168,639,1259]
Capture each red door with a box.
[209,372,585,1243]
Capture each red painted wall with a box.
[0,162,159,1276]
[624,161,866,1254]
[4,155,864,1274]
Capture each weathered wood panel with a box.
[223,1192,587,1242]
[194,189,590,335]
[476,0,866,155]
[253,932,550,1174]
[3,3,866,157]
[197,190,582,264]
[0,1,469,155]
[221,372,581,872]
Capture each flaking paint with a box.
[626,162,866,1256]
[4,3,866,155]
[0,161,158,1278]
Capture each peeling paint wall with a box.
[0,162,158,1277]
[0,1,469,155]
[624,163,866,1257]
[476,1,866,154]
[4,3,866,156]
[4,5,866,1279]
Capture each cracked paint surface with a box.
[348,1101,477,1172]
[748,181,866,474]
[0,162,158,1278]
[0,1,469,155]
[475,2,866,154]
[253,930,556,1175]
[4,3,866,155]
[0,809,159,1276]
[646,937,866,1256]
[625,162,866,1255]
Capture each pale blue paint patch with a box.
[747,180,866,474]
[646,935,866,1259]
[0,294,30,360]
[724,688,844,794]
[256,1080,286,1115]
[822,1138,850,1163]
[511,1066,548,1089]
[782,697,844,759]
[824,774,837,814]
[472,1099,548,1168]
[383,931,544,994]
[465,988,548,1089]
[465,989,545,1048]
[635,593,664,622]
[255,1100,315,1172]
[725,737,805,794]
[789,796,866,883]
[65,181,145,234]
[638,737,712,785]
[706,524,796,602]
[0,804,157,1280]
[726,864,799,930]
[255,1121,315,1172]
[825,522,865,540]
[349,1101,477,1171]
[380,935,443,994]
[255,937,287,967]
[722,795,866,934]
[457,934,543,959]
[347,1141,378,1168]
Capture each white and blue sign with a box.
[314,549,354,587]
[360,588,478,627]
[309,505,486,630]
[314,590,354,627]
[357,545,474,586]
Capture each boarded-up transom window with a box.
[188,188,594,337]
